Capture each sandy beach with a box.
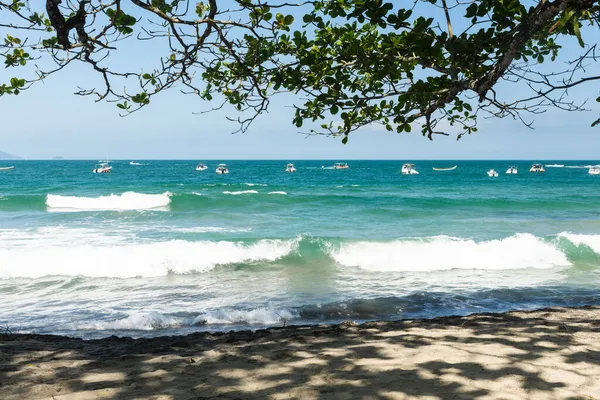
[1,306,599,399]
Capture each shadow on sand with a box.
[1,306,600,399]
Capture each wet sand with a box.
[1,306,600,399]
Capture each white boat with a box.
[589,166,600,175]
[216,164,229,174]
[506,166,518,174]
[401,163,419,175]
[334,162,349,169]
[285,163,296,173]
[130,161,143,166]
[93,161,112,173]
[487,169,499,177]
[196,163,208,171]
[432,165,457,171]
[529,163,545,173]
[0,166,14,171]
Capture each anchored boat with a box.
[216,164,229,174]
[432,165,457,171]
[93,161,112,173]
[529,164,545,173]
[401,163,419,175]
[285,163,297,173]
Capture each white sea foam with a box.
[558,232,600,253]
[76,308,297,331]
[223,190,259,195]
[268,191,288,195]
[245,183,268,187]
[331,234,570,271]
[545,164,565,168]
[171,226,252,233]
[46,192,172,212]
[77,312,183,331]
[193,307,297,325]
[0,238,297,278]
[192,192,203,196]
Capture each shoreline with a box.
[2,306,600,399]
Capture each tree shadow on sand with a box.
[2,306,600,399]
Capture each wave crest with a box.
[0,238,298,278]
[331,234,570,271]
[559,232,600,253]
[46,192,172,212]
[223,190,259,195]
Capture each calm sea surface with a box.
[1,160,599,338]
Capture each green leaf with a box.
[283,15,294,25]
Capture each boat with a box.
[529,163,545,173]
[216,164,229,174]
[285,163,296,173]
[401,163,419,175]
[506,166,518,174]
[487,169,499,177]
[334,163,349,169]
[0,166,14,171]
[93,161,112,173]
[432,165,457,171]
[130,161,143,166]
[196,163,208,171]
[589,166,600,175]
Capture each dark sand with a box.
[2,306,600,399]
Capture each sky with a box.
[0,2,599,160]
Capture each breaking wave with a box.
[0,238,298,278]
[331,234,570,271]
[223,190,259,195]
[46,192,172,212]
[3,232,600,279]
[76,308,297,331]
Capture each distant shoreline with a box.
[2,305,599,399]
[5,158,600,161]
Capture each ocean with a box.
[1,160,600,338]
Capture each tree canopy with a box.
[1,0,599,141]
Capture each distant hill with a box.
[0,150,21,160]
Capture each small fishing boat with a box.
[216,164,229,174]
[285,163,296,173]
[196,163,208,171]
[0,166,15,171]
[432,165,457,171]
[589,166,600,175]
[529,163,545,173]
[506,166,518,174]
[487,169,499,177]
[401,163,419,175]
[334,162,349,169]
[93,161,112,173]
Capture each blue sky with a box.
[0,3,599,160]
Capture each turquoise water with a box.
[1,160,600,338]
